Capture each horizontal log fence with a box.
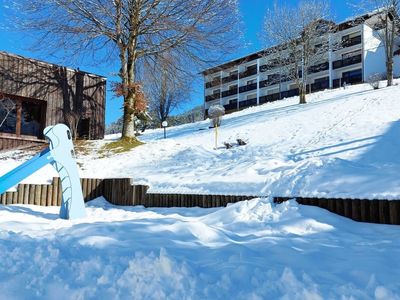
[0,177,399,225]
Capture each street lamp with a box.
[162,120,168,139]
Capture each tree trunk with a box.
[122,92,136,138]
[387,60,393,87]
[299,87,307,104]
[121,49,137,139]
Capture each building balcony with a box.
[342,35,362,48]
[205,78,221,89]
[259,79,279,88]
[259,93,281,104]
[239,67,257,79]
[332,54,362,70]
[205,93,221,102]
[224,100,238,111]
[239,98,257,109]
[310,79,329,92]
[281,88,299,98]
[308,62,329,74]
[222,74,238,84]
[239,82,258,93]
[221,88,238,98]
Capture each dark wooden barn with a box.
[0,51,106,151]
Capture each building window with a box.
[247,93,257,100]
[342,50,361,59]
[0,98,17,134]
[21,101,42,137]
[0,96,45,138]
[229,70,238,76]
[342,69,362,84]
[213,89,220,94]
[229,98,237,105]
[247,79,256,85]
[229,84,238,90]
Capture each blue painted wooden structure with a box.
[0,124,86,219]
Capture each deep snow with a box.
[3,83,400,199]
[0,83,400,299]
[86,83,400,198]
[0,198,399,299]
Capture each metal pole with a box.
[164,127,166,139]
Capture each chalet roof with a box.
[0,50,107,80]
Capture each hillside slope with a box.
[1,83,400,199]
[84,83,400,199]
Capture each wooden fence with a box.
[0,177,256,208]
[0,177,400,225]
[274,197,400,225]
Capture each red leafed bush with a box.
[112,82,147,114]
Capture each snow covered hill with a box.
[2,82,400,199]
[84,83,400,198]
[1,83,400,299]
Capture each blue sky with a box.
[0,0,359,125]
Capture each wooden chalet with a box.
[0,51,106,151]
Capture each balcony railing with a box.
[310,80,329,92]
[205,93,221,102]
[239,67,257,79]
[239,98,257,108]
[332,54,362,70]
[222,74,238,84]
[308,62,329,74]
[281,88,299,98]
[259,92,281,104]
[222,88,238,98]
[259,78,279,88]
[224,100,238,111]
[333,74,362,88]
[205,78,221,89]
[239,82,258,93]
[342,35,362,48]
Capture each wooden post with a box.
[370,200,379,223]
[351,199,361,222]
[23,184,30,205]
[17,184,24,204]
[6,192,13,205]
[40,185,47,206]
[343,199,352,218]
[378,200,390,224]
[52,177,59,206]
[34,185,41,206]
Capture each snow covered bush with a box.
[208,104,225,128]
[367,73,385,90]
[208,104,225,148]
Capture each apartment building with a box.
[202,10,400,115]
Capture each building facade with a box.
[0,51,106,151]
[202,11,400,115]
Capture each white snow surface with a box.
[0,84,400,298]
[2,83,400,199]
[90,83,399,198]
[0,197,399,299]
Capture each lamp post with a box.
[162,120,168,139]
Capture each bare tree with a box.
[64,110,82,140]
[0,95,16,129]
[144,52,191,126]
[263,1,334,104]
[9,0,240,140]
[353,1,400,86]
